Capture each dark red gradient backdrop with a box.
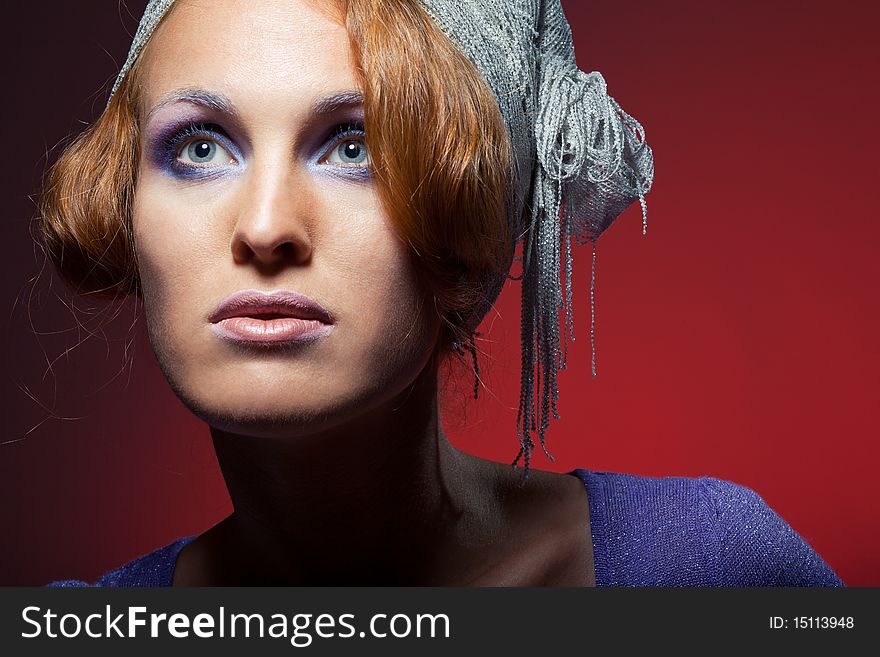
[1,1,876,586]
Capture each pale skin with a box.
[133,0,595,586]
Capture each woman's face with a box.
[133,0,440,436]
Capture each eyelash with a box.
[161,120,369,174]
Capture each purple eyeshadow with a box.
[144,116,372,183]
[146,118,237,181]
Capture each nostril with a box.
[276,242,296,258]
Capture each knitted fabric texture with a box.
[108,0,655,480]
[46,470,845,587]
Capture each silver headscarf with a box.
[109,0,654,481]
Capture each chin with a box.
[167,374,373,438]
[180,397,345,438]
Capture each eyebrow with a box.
[144,87,365,124]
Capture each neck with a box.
[198,362,502,585]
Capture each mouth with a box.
[243,312,299,320]
[209,289,335,346]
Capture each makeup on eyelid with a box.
[145,113,372,180]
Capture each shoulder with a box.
[696,476,844,586]
[45,536,197,588]
[571,469,844,587]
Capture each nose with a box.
[230,159,314,271]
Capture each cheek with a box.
[325,197,435,365]
[133,190,172,311]
[134,184,218,297]
[132,185,219,361]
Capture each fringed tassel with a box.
[511,59,653,487]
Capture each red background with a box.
[1,0,876,585]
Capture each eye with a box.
[159,121,238,174]
[177,135,236,167]
[327,139,369,165]
[322,123,371,167]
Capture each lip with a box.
[209,289,335,346]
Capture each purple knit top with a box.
[46,469,845,587]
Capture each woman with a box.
[41,0,842,586]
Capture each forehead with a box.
[138,0,356,116]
